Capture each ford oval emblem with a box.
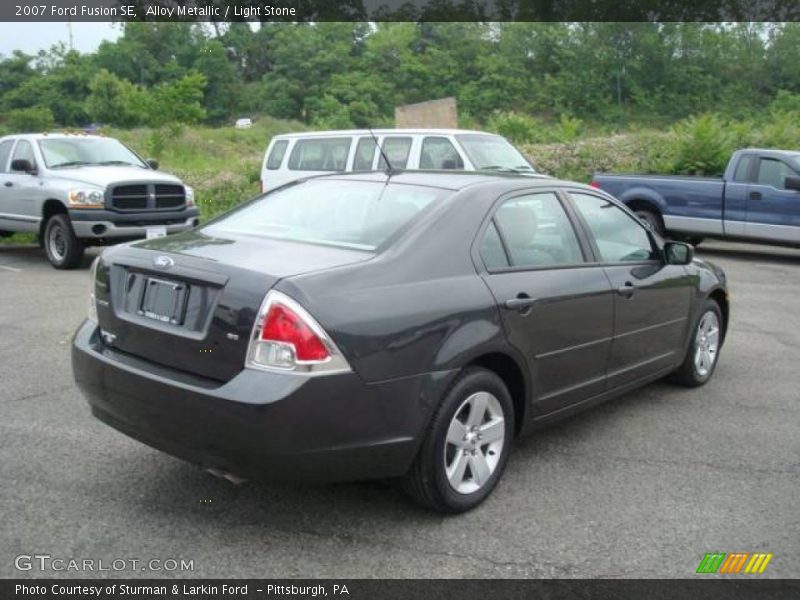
[153,256,174,270]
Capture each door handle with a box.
[505,295,538,310]
[616,282,636,298]
[3,182,11,187]
[749,191,762,201]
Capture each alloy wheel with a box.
[694,311,720,377]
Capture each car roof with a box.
[271,129,501,139]
[302,169,597,194]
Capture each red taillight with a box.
[261,303,329,361]
[589,180,601,189]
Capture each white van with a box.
[259,129,538,193]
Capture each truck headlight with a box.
[68,188,105,208]
[185,185,195,206]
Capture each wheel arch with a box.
[708,288,729,344]
[39,199,68,240]
[467,351,528,436]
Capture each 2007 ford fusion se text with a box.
[71,171,729,513]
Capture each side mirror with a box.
[146,158,159,170]
[785,175,800,192]
[664,241,694,266]
[11,158,35,174]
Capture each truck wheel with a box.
[634,209,665,237]
[44,214,84,269]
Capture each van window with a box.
[353,137,377,171]
[287,138,351,171]
[420,137,464,169]
[266,140,289,170]
[0,140,13,173]
[378,137,412,170]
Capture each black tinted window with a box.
[378,137,412,170]
[571,193,656,263]
[353,137,376,171]
[11,140,35,171]
[287,138,351,171]
[420,137,464,169]
[494,192,584,268]
[266,140,289,170]
[733,155,754,182]
[0,140,13,173]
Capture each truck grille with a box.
[110,183,186,211]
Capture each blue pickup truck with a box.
[591,148,800,247]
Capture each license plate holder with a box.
[139,277,188,325]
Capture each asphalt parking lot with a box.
[1,240,798,579]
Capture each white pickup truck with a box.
[0,133,200,268]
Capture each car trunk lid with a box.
[94,230,372,382]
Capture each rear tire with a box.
[44,214,84,269]
[634,209,665,237]
[671,299,723,387]
[402,367,514,513]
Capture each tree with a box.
[86,69,147,127]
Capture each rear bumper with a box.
[71,321,452,483]
[69,208,200,240]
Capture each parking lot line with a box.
[0,264,22,272]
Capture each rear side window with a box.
[570,193,656,263]
[287,138,351,171]
[480,221,509,269]
[11,140,36,171]
[733,155,754,182]
[492,192,584,268]
[0,140,13,173]
[266,140,289,170]
[756,158,796,189]
[206,180,448,251]
[353,137,376,171]
[378,137,412,170]
[420,137,464,170]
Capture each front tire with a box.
[671,299,723,387]
[402,368,514,513]
[44,214,84,269]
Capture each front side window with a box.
[353,137,376,171]
[205,180,447,251]
[378,137,412,170]
[455,134,535,172]
[420,137,464,169]
[11,140,36,171]
[570,193,656,263]
[287,138,351,171]
[38,137,145,168]
[490,192,584,268]
[756,158,796,189]
[266,140,289,170]
[0,140,14,173]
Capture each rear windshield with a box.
[205,179,448,250]
[455,134,535,172]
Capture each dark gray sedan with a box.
[72,171,728,513]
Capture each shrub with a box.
[486,111,541,144]
[5,106,55,133]
[669,114,734,176]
